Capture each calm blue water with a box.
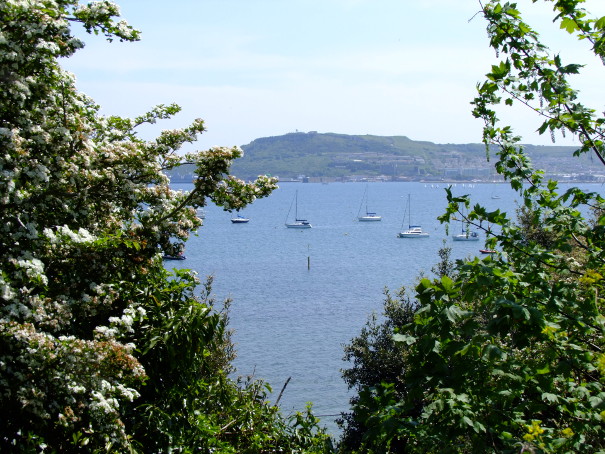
[167,181,598,435]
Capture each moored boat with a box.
[286,219,312,228]
[285,190,312,229]
[453,229,479,241]
[357,185,382,221]
[163,253,186,260]
[397,225,429,238]
[231,214,250,223]
[359,212,382,222]
[397,194,428,238]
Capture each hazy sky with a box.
[63,0,605,150]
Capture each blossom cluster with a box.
[0,0,277,450]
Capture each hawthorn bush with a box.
[0,1,332,452]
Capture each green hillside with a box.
[232,132,475,180]
[168,132,602,182]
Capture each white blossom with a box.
[14,257,47,285]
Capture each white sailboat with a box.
[397,194,429,238]
[357,185,381,221]
[285,190,312,229]
[452,226,479,241]
[452,206,479,241]
[231,213,250,223]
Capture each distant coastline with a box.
[168,132,605,184]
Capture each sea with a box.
[167,180,602,436]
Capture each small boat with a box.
[480,249,496,254]
[398,226,429,238]
[196,208,206,219]
[453,228,479,241]
[357,185,381,221]
[163,253,186,260]
[231,214,250,223]
[285,190,312,229]
[359,212,382,222]
[287,219,311,228]
[397,194,429,238]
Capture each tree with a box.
[344,1,605,452]
[0,1,332,451]
[338,288,417,452]
[338,246,457,453]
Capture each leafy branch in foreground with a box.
[340,1,605,452]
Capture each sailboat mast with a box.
[285,191,295,224]
[408,194,411,228]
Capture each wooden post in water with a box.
[307,244,310,270]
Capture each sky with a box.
[62,0,605,150]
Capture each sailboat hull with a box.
[358,215,381,221]
[285,221,312,229]
[452,234,479,241]
[397,230,429,238]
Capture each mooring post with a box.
[307,244,310,270]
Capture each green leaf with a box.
[589,396,603,408]
[393,333,416,345]
[456,342,475,357]
[473,420,486,433]
[482,344,505,361]
[489,60,511,81]
[444,305,463,323]
[440,275,455,292]
[560,17,579,34]
[462,416,474,428]
[511,304,530,321]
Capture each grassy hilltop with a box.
[170,132,603,182]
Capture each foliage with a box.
[341,1,605,452]
[0,0,334,452]
[431,242,457,280]
[338,246,458,453]
[515,203,560,249]
[339,288,417,452]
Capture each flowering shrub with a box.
[0,1,333,452]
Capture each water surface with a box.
[168,181,590,434]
